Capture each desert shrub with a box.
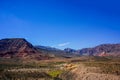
[0,71,52,80]
[0,62,64,80]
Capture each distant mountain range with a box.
[35,46,79,58]
[64,44,120,56]
[0,38,120,60]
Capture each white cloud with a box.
[58,42,70,47]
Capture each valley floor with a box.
[0,57,120,80]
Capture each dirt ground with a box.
[60,63,120,80]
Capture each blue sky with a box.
[0,0,120,49]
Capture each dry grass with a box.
[83,62,120,75]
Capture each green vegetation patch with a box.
[48,70,63,78]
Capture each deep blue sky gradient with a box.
[0,0,120,49]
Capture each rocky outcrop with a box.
[0,38,48,60]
